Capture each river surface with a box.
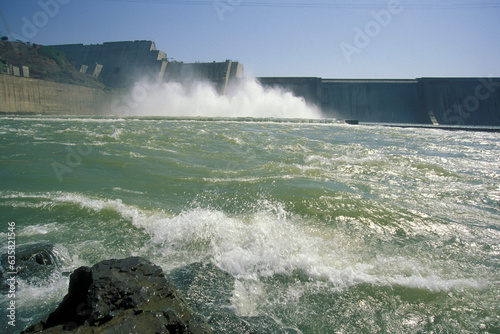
[1,116,499,333]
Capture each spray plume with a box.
[120,78,322,119]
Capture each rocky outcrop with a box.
[21,257,299,333]
[21,257,212,334]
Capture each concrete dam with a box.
[1,40,499,125]
[50,40,244,94]
[258,77,500,126]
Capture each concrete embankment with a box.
[0,74,115,115]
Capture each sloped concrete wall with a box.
[0,74,114,115]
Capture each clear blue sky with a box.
[1,0,499,78]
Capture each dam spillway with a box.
[1,40,499,125]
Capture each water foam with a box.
[1,191,143,219]
[123,78,322,119]
[2,191,488,294]
[18,223,61,237]
[132,199,487,293]
[0,116,127,122]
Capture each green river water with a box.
[1,116,499,333]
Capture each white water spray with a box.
[119,78,322,118]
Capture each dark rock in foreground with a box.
[22,257,212,334]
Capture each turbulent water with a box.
[1,116,500,333]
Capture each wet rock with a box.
[170,262,235,309]
[0,242,62,292]
[21,257,212,334]
[17,242,60,266]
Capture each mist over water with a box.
[122,78,322,118]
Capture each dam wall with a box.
[2,40,498,123]
[164,60,244,94]
[51,41,168,88]
[258,77,322,106]
[0,74,114,115]
[51,41,243,94]
[418,78,500,126]
[320,79,427,123]
[1,70,498,123]
[258,77,500,125]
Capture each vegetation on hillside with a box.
[0,41,105,89]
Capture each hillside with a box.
[0,41,106,89]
